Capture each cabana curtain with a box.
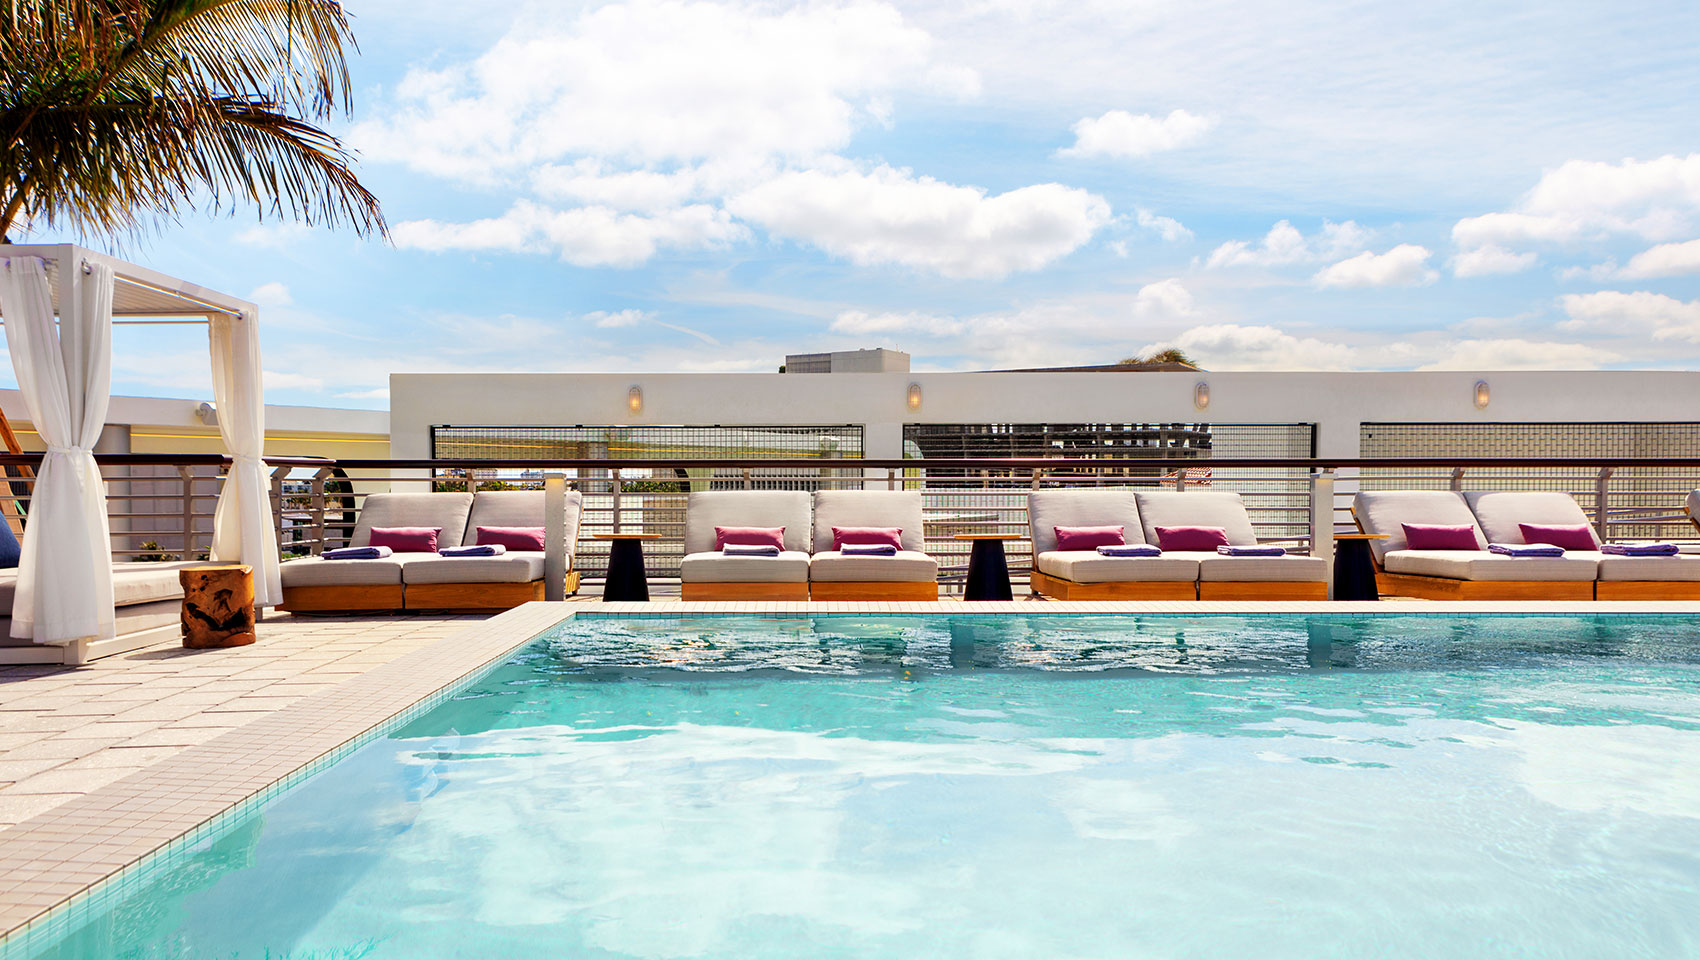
[0,257,117,643]
[209,314,281,606]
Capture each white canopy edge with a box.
[0,243,257,321]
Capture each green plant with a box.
[134,540,179,562]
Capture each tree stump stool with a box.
[180,565,257,649]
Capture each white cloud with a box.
[1205,219,1368,269]
[392,200,747,266]
[1453,154,1700,253]
[263,370,325,390]
[1450,212,1582,250]
[831,310,967,338]
[1135,208,1193,243]
[531,160,702,213]
[1131,278,1195,320]
[1414,338,1616,370]
[1617,239,1700,279]
[1145,323,1359,370]
[1313,244,1438,288]
[590,309,651,328]
[1451,245,1538,278]
[1056,109,1214,159]
[233,222,311,247]
[249,282,293,307]
[727,165,1111,278]
[1559,290,1700,343]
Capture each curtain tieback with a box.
[45,445,87,456]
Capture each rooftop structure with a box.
[782,348,910,373]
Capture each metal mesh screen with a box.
[432,424,863,460]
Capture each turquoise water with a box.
[9,615,1700,960]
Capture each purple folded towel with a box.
[1216,544,1288,557]
[1489,543,1564,557]
[1096,544,1161,557]
[840,543,898,557]
[322,545,392,560]
[438,544,506,557]
[724,544,781,557]
[1602,542,1681,557]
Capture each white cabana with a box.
[0,243,276,656]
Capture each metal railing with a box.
[5,454,1700,589]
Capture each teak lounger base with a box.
[1374,572,1594,601]
[1028,571,1196,600]
[279,584,406,612]
[405,580,547,611]
[681,582,810,601]
[1594,580,1700,601]
[809,581,939,601]
[281,571,580,614]
[1198,581,1329,601]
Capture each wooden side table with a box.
[1333,534,1388,601]
[180,564,256,648]
[954,534,1021,601]
[593,533,662,602]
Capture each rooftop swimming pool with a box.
[6,613,1700,959]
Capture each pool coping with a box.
[5,597,1700,946]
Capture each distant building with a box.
[783,348,910,373]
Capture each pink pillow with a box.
[368,526,442,553]
[715,526,786,551]
[1518,522,1597,551]
[1054,525,1125,551]
[1400,523,1480,551]
[832,526,903,551]
[477,526,547,551]
[1153,525,1231,551]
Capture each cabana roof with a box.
[0,243,255,322]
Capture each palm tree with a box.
[0,0,385,241]
[1117,348,1198,368]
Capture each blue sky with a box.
[9,0,1700,408]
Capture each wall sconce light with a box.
[627,385,643,415]
[1472,380,1490,410]
[1193,381,1210,411]
[907,382,922,411]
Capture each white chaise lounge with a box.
[808,490,938,601]
[679,490,812,601]
[1132,491,1328,600]
[404,489,584,610]
[1026,489,1199,600]
[1467,490,1700,600]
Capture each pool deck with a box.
[4,595,1700,943]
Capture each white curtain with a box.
[0,257,116,643]
[209,312,281,606]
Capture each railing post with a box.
[887,468,896,490]
[311,467,331,555]
[742,468,752,490]
[544,473,566,601]
[176,466,195,559]
[1311,469,1336,599]
[270,464,291,556]
[1595,467,1614,541]
[1173,468,1186,491]
[1030,468,1043,492]
[1449,467,1464,493]
[611,467,623,534]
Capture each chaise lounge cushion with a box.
[1028,489,1147,553]
[352,493,475,550]
[1464,491,1602,548]
[1383,550,1597,581]
[0,561,198,613]
[809,550,938,582]
[281,554,418,587]
[685,491,813,555]
[1580,552,1700,582]
[1035,551,1198,583]
[402,553,546,584]
[1133,492,1260,546]
[1353,491,1488,562]
[1194,553,1328,582]
[680,551,811,583]
[467,490,584,562]
[813,491,926,553]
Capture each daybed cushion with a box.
[1028,490,1147,554]
[1383,550,1597,581]
[1034,551,1198,583]
[467,490,584,560]
[1688,490,1700,526]
[684,491,812,555]
[813,491,926,553]
[1580,553,1700,582]
[0,560,197,613]
[1190,553,1329,582]
[1132,492,1259,546]
[402,553,546,584]
[352,493,474,550]
[1353,491,1488,562]
[1464,491,1601,548]
[679,551,811,583]
[809,550,938,582]
[280,554,437,587]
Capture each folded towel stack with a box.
[1096,544,1161,557]
[1602,542,1681,557]
[438,544,506,557]
[1489,543,1564,557]
[724,544,781,557]
[322,545,393,560]
[1216,544,1287,557]
[841,543,898,557]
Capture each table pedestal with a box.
[964,539,1014,601]
[603,539,651,602]
[1333,539,1380,602]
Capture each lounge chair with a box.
[678,491,811,600]
[808,490,939,601]
[1,559,209,664]
[1133,491,1328,600]
[1351,490,1595,599]
[1026,489,1199,599]
[403,489,585,610]
[1467,490,1700,600]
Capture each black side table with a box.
[594,533,660,602]
[1333,534,1387,601]
[956,534,1019,601]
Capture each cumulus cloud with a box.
[1453,154,1700,254]
[1205,219,1369,269]
[249,282,293,306]
[590,309,651,328]
[1142,323,1358,370]
[1414,338,1616,370]
[1135,208,1192,243]
[1559,290,1700,342]
[1616,238,1700,279]
[1313,244,1438,288]
[831,310,967,337]
[1451,244,1538,277]
[392,200,747,266]
[1131,278,1195,320]
[727,165,1111,278]
[1056,109,1214,159]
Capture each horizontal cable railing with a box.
[4,454,1700,590]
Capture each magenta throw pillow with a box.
[832,526,903,551]
[476,526,547,551]
[1400,523,1480,551]
[714,526,786,551]
[1054,525,1125,551]
[1518,522,1596,551]
[368,526,442,553]
[1153,525,1232,551]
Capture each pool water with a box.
[9,615,1700,959]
